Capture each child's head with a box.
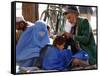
[53,36,66,50]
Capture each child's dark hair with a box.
[53,36,66,46]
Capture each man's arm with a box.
[74,19,92,45]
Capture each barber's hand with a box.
[62,32,73,39]
[68,33,73,38]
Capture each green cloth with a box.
[74,18,97,65]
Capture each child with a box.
[42,36,72,70]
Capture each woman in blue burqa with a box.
[16,20,50,67]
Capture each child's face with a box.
[56,43,65,50]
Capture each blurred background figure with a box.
[16,17,28,44]
[79,6,93,21]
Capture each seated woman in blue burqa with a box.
[16,20,50,67]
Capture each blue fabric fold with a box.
[72,49,89,61]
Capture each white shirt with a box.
[64,20,73,33]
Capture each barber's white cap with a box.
[16,16,25,22]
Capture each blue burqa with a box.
[16,20,50,67]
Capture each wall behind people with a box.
[22,3,39,23]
